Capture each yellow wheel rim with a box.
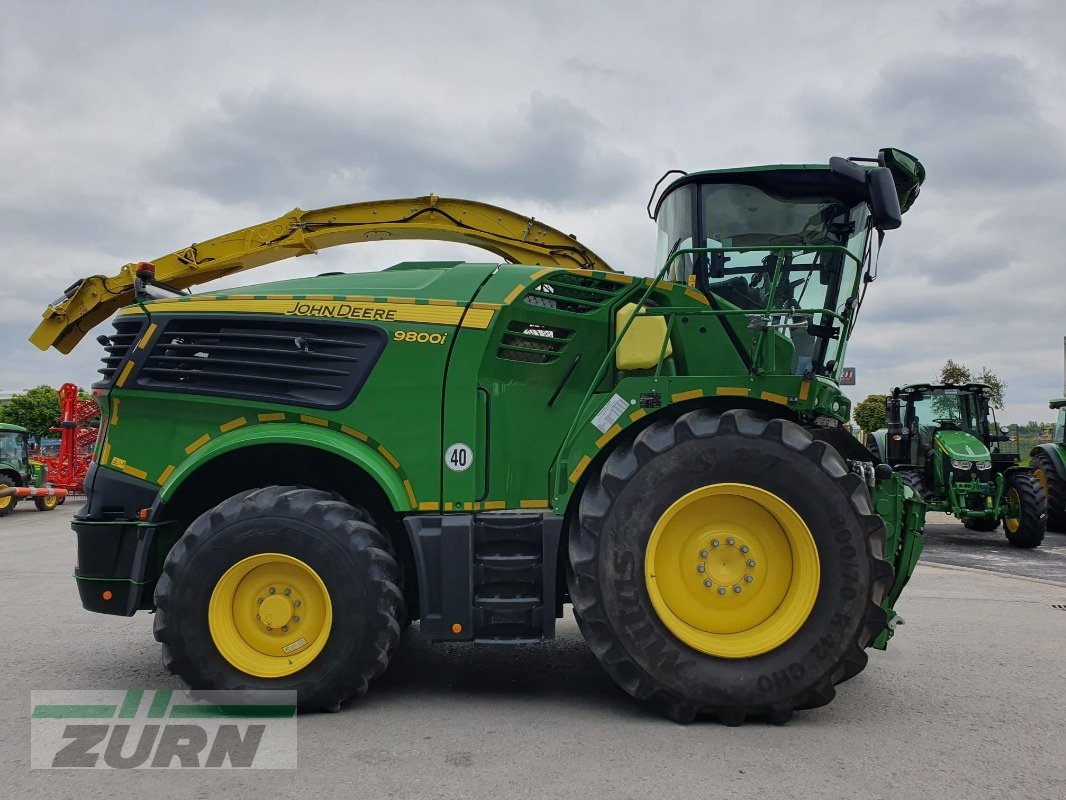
[0,483,13,511]
[645,483,820,659]
[39,494,58,510]
[1004,487,1021,533]
[208,553,332,678]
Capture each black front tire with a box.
[1002,472,1046,549]
[568,409,893,725]
[0,475,19,517]
[153,486,403,711]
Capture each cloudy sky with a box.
[2,0,1064,422]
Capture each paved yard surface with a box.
[1,500,1063,799]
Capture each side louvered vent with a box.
[137,316,386,410]
[96,319,145,385]
[523,272,625,314]
[498,322,573,364]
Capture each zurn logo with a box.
[30,690,297,769]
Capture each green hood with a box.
[933,430,990,461]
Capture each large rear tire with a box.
[568,409,893,725]
[1001,472,1046,549]
[153,486,403,711]
[896,470,927,501]
[1030,450,1066,532]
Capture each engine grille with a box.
[96,320,145,385]
[497,322,573,364]
[133,315,386,410]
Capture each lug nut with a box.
[293,616,300,622]
[727,537,736,546]
[744,575,754,583]
[697,565,706,573]
[704,579,712,587]
[284,588,292,596]
[268,587,276,595]
[700,549,708,557]
[718,587,727,595]
[711,539,720,548]
[294,600,302,608]
[747,559,756,568]
[257,598,264,605]
[256,614,260,620]
[740,545,749,554]
[281,626,288,633]
[733,585,742,593]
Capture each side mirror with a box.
[1000,426,1010,435]
[867,168,902,230]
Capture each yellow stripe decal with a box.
[121,464,149,481]
[137,323,158,350]
[157,465,176,485]
[101,441,111,466]
[124,298,496,330]
[503,284,526,305]
[300,415,328,427]
[717,387,750,397]
[115,361,135,388]
[645,278,676,291]
[219,416,247,433]
[520,499,550,509]
[604,273,634,284]
[428,298,458,306]
[672,388,704,403]
[684,287,709,305]
[482,500,506,510]
[185,434,211,455]
[568,455,592,485]
[530,267,555,282]
[419,501,441,512]
[378,445,401,469]
[403,480,416,508]
[760,391,789,405]
[595,425,621,450]
[110,456,126,469]
[340,425,369,441]
[799,381,811,401]
[109,398,120,426]
[629,408,647,423]
[388,296,416,304]
[258,412,285,422]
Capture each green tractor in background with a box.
[0,423,60,516]
[1030,398,1066,532]
[869,383,1045,548]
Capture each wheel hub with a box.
[697,535,757,592]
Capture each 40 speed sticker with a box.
[445,443,473,472]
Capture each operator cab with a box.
[650,149,923,380]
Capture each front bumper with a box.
[73,462,163,616]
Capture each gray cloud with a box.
[144,91,640,209]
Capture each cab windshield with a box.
[0,432,26,465]
[652,176,871,375]
[907,390,983,437]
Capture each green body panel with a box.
[871,473,925,648]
